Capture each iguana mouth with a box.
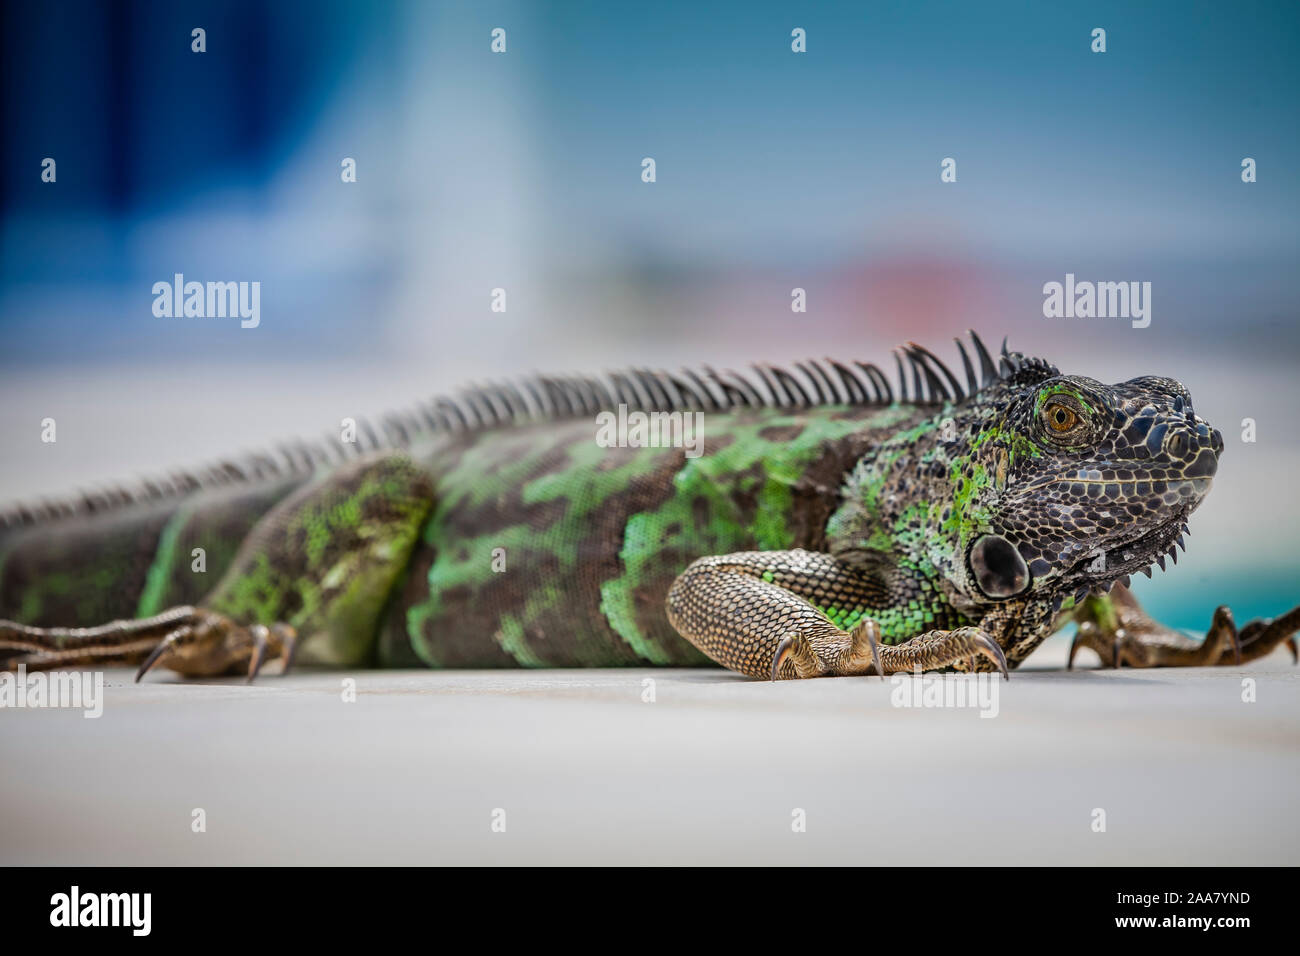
[1071,492,1205,593]
[1030,474,1214,497]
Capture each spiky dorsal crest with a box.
[0,332,1054,530]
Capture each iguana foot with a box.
[135,610,298,681]
[0,607,298,681]
[1068,584,1299,668]
[878,626,1009,680]
[770,621,1007,681]
[771,618,885,680]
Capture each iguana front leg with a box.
[666,550,1008,680]
[1068,584,1300,669]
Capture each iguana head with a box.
[957,366,1222,607]
[830,347,1223,613]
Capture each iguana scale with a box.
[2,333,1296,680]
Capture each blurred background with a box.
[2,0,1297,630]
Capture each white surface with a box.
[2,635,1297,865]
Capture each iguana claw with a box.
[973,631,1010,680]
[770,632,824,680]
[851,618,885,681]
[247,625,271,683]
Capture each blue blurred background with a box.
[2,0,1297,630]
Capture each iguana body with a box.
[2,334,1296,679]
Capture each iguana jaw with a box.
[1069,493,1201,592]
[1021,473,1212,599]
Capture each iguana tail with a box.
[0,476,307,630]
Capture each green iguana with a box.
[1,333,1296,681]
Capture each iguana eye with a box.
[1046,402,1077,432]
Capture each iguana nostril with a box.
[1166,431,1190,458]
[1185,447,1219,478]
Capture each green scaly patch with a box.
[407,426,685,666]
[209,462,431,666]
[602,407,910,662]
